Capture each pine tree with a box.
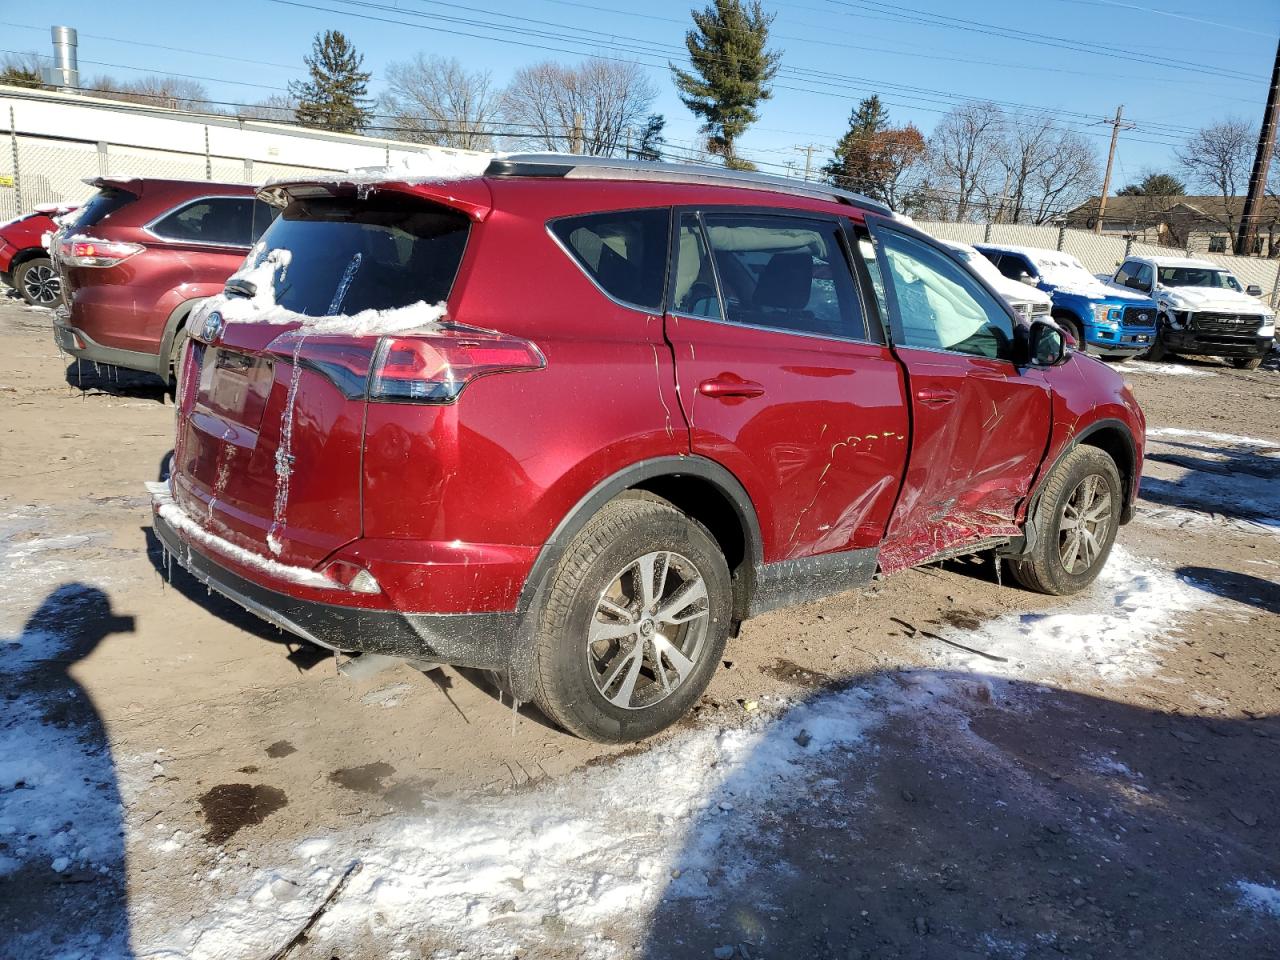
[290,31,372,134]
[824,95,891,195]
[636,115,666,161]
[670,0,780,170]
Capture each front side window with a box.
[151,197,255,246]
[550,209,670,310]
[989,254,1026,282]
[699,212,863,339]
[876,229,1015,360]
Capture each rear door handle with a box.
[699,375,766,399]
[915,387,958,405]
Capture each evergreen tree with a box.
[290,31,372,133]
[1117,171,1187,197]
[636,114,666,161]
[824,95,890,194]
[670,0,780,170]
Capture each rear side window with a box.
[700,212,864,339]
[151,197,255,247]
[550,209,670,311]
[69,188,136,231]
[245,194,470,315]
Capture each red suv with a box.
[0,204,75,306]
[52,178,276,380]
[151,156,1145,742]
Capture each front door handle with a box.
[915,387,958,405]
[699,375,766,399]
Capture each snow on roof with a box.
[265,149,498,190]
[1131,255,1224,269]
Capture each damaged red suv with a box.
[151,155,1145,742]
[52,177,276,380]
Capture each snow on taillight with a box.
[57,235,145,268]
[267,324,545,403]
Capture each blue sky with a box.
[5,0,1278,189]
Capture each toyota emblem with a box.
[200,310,225,343]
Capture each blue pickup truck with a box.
[976,244,1158,358]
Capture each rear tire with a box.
[531,496,732,743]
[1230,356,1262,370]
[1009,446,1122,596]
[15,257,60,307]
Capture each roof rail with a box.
[484,153,895,216]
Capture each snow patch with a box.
[927,546,1207,683]
[1146,426,1275,448]
[1122,362,1215,377]
[1236,881,1280,919]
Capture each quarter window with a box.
[550,209,670,310]
[150,197,256,246]
[876,229,1016,361]
[698,212,863,339]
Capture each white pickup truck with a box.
[1105,255,1275,369]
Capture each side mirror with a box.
[1125,276,1148,292]
[1246,284,1263,297]
[1018,272,1037,286]
[1028,319,1067,367]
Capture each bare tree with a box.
[381,55,500,151]
[501,58,657,157]
[1178,118,1254,236]
[236,95,299,124]
[1,52,43,88]
[83,74,214,112]
[927,102,1006,221]
[993,116,1099,224]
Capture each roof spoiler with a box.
[257,176,493,221]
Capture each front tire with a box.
[531,496,732,743]
[1009,446,1122,596]
[1057,316,1086,356]
[15,257,61,307]
[1142,321,1168,362]
[1230,356,1262,370]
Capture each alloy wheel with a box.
[22,263,60,306]
[1058,474,1113,574]
[587,550,710,710]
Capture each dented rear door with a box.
[860,219,1052,574]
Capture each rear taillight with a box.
[57,235,144,268]
[268,324,545,403]
[319,558,382,594]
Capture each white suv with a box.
[1107,255,1275,369]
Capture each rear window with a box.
[550,209,670,310]
[69,188,136,231]
[242,194,470,316]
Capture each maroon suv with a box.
[52,178,276,380]
[151,155,1145,742]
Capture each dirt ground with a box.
[1,292,1278,960]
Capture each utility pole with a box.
[1094,106,1134,234]
[794,143,816,181]
[571,112,584,155]
[1236,37,1280,257]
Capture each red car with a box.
[0,204,75,307]
[52,178,276,380]
[151,156,1145,742]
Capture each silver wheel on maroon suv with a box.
[1008,445,1122,596]
[532,495,731,742]
[16,257,61,307]
[588,550,711,710]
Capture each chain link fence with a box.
[917,219,1280,308]
[1,129,345,222]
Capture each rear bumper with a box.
[53,307,163,375]
[151,496,521,668]
[1163,329,1272,358]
